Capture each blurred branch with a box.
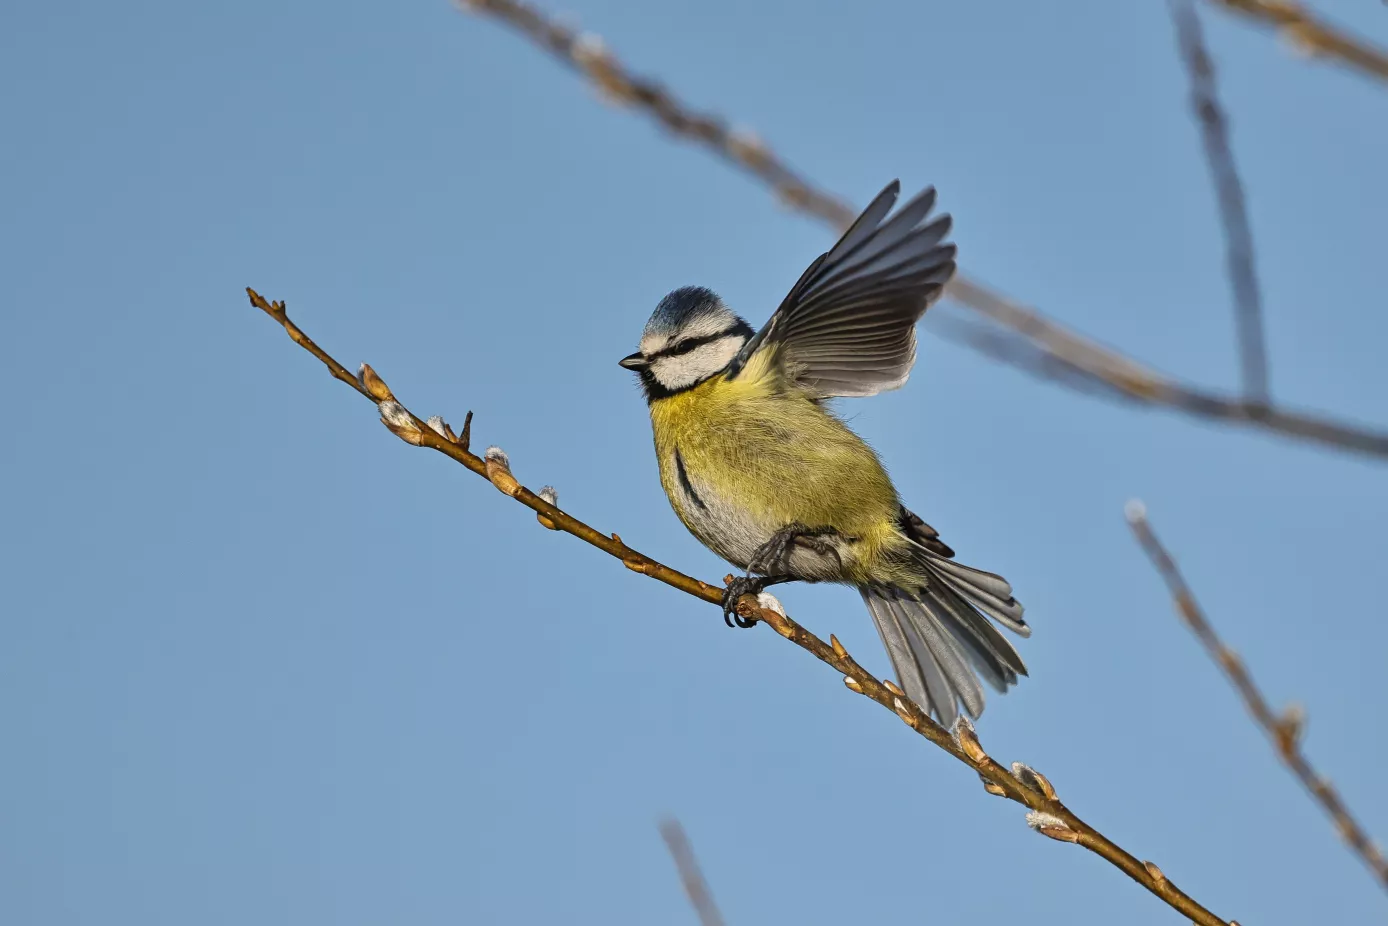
[1171,0,1269,403]
[1127,501,1388,892]
[1205,0,1388,84]
[457,0,1388,462]
[246,286,1237,926]
[927,315,1146,402]
[659,818,726,926]
[457,0,856,228]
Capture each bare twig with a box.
[1205,0,1388,84]
[246,287,1237,926]
[1126,500,1388,892]
[457,0,855,229]
[1171,0,1269,403]
[456,0,1388,461]
[659,819,725,926]
[928,288,1388,456]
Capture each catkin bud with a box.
[1010,762,1058,801]
[357,363,395,402]
[829,634,847,659]
[484,446,520,496]
[952,716,988,764]
[425,416,456,441]
[379,401,424,445]
[536,485,560,530]
[755,591,785,617]
[1025,811,1079,843]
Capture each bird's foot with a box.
[721,574,766,628]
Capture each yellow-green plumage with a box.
[648,348,918,588]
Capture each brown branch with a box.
[659,818,725,926]
[1206,0,1388,84]
[1126,500,1388,892]
[1171,0,1270,403]
[457,0,857,230]
[455,0,1388,462]
[930,288,1388,456]
[247,286,1238,926]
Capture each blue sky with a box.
[3,0,1386,923]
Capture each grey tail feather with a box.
[860,554,1029,726]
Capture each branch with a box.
[1171,0,1269,403]
[927,293,1388,457]
[455,0,1388,462]
[659,818,725,926]
[247,286,1237,926]
[1205,0,1388,85]
[1126,500,1388,892]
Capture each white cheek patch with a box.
[650,336,745,391]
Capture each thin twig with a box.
[247,287,1237,926]
[931,284,1388,456]
[457,0,856,229]
[1171,0,1270,403]
[456,0,1388,462]
[659,819,726,926]
[1205,0,1388,84]
[1126,500,1388,892]
[927,315,1145,402]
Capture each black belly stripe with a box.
[673,448,708,511]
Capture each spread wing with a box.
[729,180,956,397]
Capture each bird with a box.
[618,180,1029,728]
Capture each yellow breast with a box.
[646,352,907,580]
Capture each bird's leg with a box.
[748,523,841,575]
[722,524,842,628]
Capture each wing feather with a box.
[729,180,956,397]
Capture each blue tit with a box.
[619,180,1028,726]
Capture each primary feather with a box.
[730,180,957,398]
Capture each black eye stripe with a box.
[649,322,754,360]
[651,332,734,360]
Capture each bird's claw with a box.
[721,575,764,629]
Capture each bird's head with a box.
[620,286,755,400]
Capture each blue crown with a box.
[644,286,731,338]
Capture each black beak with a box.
[619,352,648,371]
